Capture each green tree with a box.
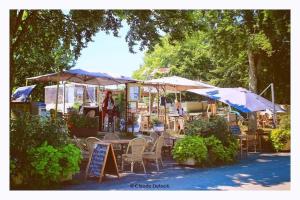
[10,10,122,94]
[10,10,196,94]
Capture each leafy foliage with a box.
[10,113,82,188]
[28,142,82,187]
[172,135,208,165]
[29,142,63,185]
[67,113,99,129]
[133,10,290,104]
[10,113,70,158]
[185,116,230,143]
[278,113,290,130]
[270,129,290,152]
[172,134,238,167]
[270,110,290,152]
[203,136,227,166]
[150,116,163,126]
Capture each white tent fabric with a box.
[143,76,215,91]
[188,87,285,113]
[27,69,136,86]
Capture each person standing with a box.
[102,91,115,131]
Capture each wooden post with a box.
[125,83,128,132]
[180,91,182,102]
[63,82,66,113]
[157,85,160,118]
[54,73,60,118]
[148,88,151,114]
[163,85,167,130]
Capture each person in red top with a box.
[102,91,116,129]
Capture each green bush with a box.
[68,113,98,129]
[185,119,209,135]
[270,111,290,152]
[270,129,290,152]
[185,116,230,143]
[29,142,63,185]
[203,135,238,166]
[223,137,239,163]
[279,113,290,130]
[172,135,207,165]
[59,144,82,178]
[10,113,81,188]
[29,142,82,186]
[172,135,238,167]
[203,136,226,166]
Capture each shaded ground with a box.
[63,153,290,190]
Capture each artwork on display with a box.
[128,84,140,101]
[128,101,137,113]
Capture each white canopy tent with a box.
[143,76,215,92]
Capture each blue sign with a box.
[88,144,108,177]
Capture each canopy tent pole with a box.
[157,85,160,118]
[148,88,151,114]
[271,83,276,128]
[83,85,87,106]
[55,73,60,118]
[180,91,182,102]
[63,82,66,113]
[125,83,128,132]
[163,85,167,130]
[259,83,276,128]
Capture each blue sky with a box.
[74,24,146,77]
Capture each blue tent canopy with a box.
[11,85,36,102]
[188,87,284,113]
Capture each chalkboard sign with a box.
[85,142,119,183]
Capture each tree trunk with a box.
[248,50,259,132]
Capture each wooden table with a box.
[188,112,202,121]
[103,139,132,153]
[168,114,179,131]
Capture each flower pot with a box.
[153,124,164,132]
[127,124,140,133]
[60,173,73,182]
[282,139,291,151]
[181,158,197,166]
[12,173,23,186]
[70,127,98,137]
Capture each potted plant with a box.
[68,113,99,137]
[127,115,140,133]
[151,116,164,132]
[172,135,208,166]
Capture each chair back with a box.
[126,138,146,161]
[162,131,172,146]
[153,135,165,156]
[86,110,96,118]
[73,135,88,151]
[150,132,159,143]
[85,137,102,155]
[141,135,153,143]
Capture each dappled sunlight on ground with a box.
[63,153,290,190]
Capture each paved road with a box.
[63,153,290,190]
